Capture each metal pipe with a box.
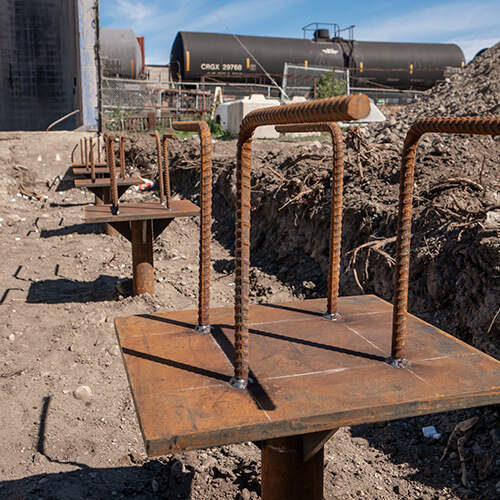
[390,116,500,365]
[45,109,80,132]
[150,131,166,206]
[261,435,324,499]
[172,121,213,333]
[233,95,370,388]
[131,220,155,295]
[275,122,344,320]
[105,134,120,214]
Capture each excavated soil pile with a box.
[0,44,499,499]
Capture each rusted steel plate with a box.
[72,166,110,176]
[114,295,500,457]
[85,200,200,223]
[71,162,107,168]
[74,177,143,188]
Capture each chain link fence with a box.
[102,69,424,131]
[102,78,213,131]
[282,63,349,99]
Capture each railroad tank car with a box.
[170,31,465,89]
[101,28,144,79]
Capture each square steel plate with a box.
[85,200,200,223]
[114,295,500,456]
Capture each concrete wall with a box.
[0,0,99,131]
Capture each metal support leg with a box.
[261,434,324,500]
[131,219,154,296]
[102,189,118,236]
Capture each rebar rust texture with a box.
[234,95,370,385]
[391,116,500,362]
[84,137,89,169]
[80,138,84,165]
[104,134,120,212]
[162,134,176,209]
[172,121,213,330]
[150,131,166,206]
[275,123,344,318]
[89,137,95,181]
[119,136,126,179]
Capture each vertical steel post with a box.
[261,436,324,500]
[131,219,155,295]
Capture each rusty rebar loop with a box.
[161,134,173,209]
[234,95,370,387]
[104,134,120,214]
[150,131,166,206]
[391,116,500,364]
[276,123,345,319]
[172,121,213,332]
[89,137,95,182]
[119,136,126,179]
[97,136,101,163]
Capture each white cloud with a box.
[111,0,159,24]
[101,0,297,64]
[452,38,499,61]
[186,0,291,32]
[357,1,500,42]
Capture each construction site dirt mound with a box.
[1,43,499,499]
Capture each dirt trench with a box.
[152,134,500,359]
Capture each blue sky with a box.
[99,0,500,64]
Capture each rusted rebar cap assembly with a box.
[232,95,370,389]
